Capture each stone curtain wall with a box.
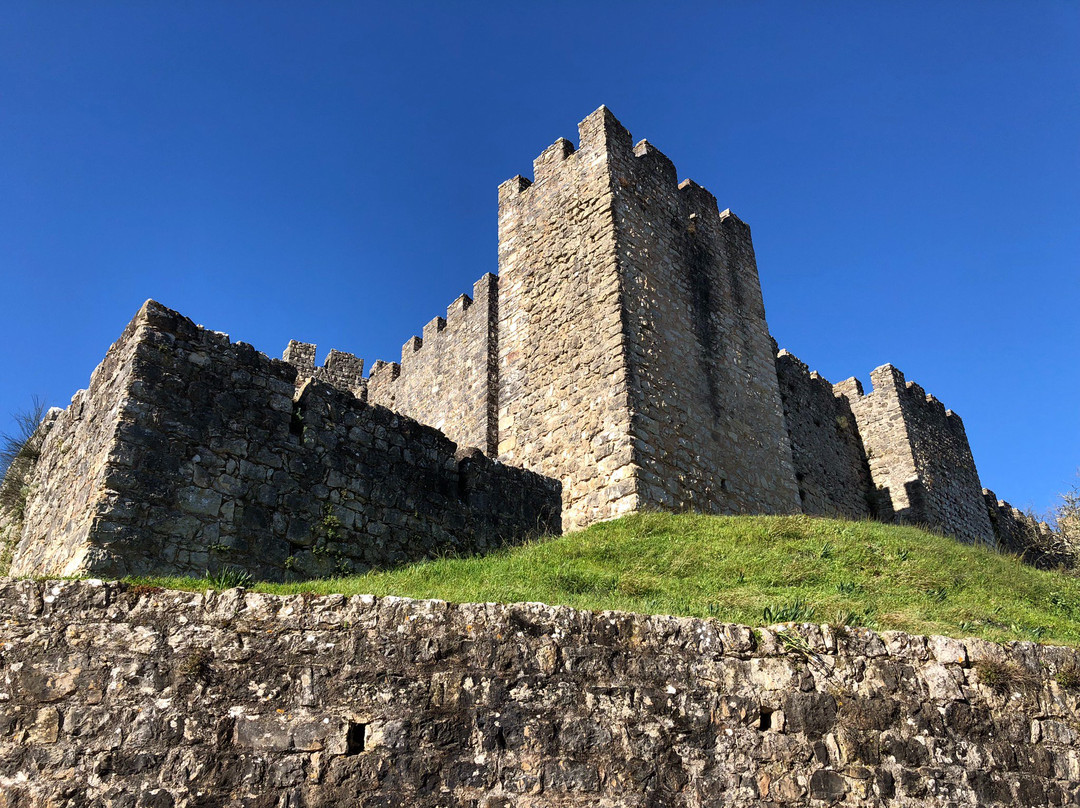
[497,108,637,530]
[838,365,992,545]
[609,131,800,517]
[983,488,1062,565]
[775,351,873,519]
[367,274,499,457]
[894,377,994,545]
[8,302,559,581]
[4,580,1080,807]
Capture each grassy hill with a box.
[140,513,1080,647]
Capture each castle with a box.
[0,106,1049,581]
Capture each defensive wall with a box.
[5,301,559,581]
[4,578,1080,807]
[774,350,873,520]
[366,273,499,458]
[0,105,1055,580]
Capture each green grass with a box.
[135,513,1080,647]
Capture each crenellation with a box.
[532,136,576,180]
[678,179,721,218]
[446,291,472,323]
[282,339,316,371]
[631,138,678,184]
[497,174,531,202]
[983,487,1063,566]
[401,334,423,360]
[832,376,864,398]
[282,341,364,397]
[368,273,499,457]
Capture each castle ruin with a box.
[0,106,1048,581]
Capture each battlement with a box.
[838,362,992,544]
[282,340,365,397]
[775,349,874,519]
[366,273,499,456]
[500,106,725,227]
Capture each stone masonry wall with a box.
[0,408,60,573]
[8,301,560,582]
[497,107,800,529]
[6,311,151,578]
[497,108,637,529]
[4,579,1080,807]
[610,132,800,517]
[983,488,1062,566]
[367,273,499,457]
[837,365,993,545]
[775,351,873,519]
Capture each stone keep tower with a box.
[497,107,800,529]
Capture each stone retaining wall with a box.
[2,579,1079,807]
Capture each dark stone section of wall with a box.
[8,302,560,581]
[611,130,800,517]
[775,351,874,519]
[367,274,499,457]
[3,579,1080,807]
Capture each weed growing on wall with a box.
[0,397,49,574]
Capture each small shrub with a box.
[204,566,253,589]
[832,609,859,628]
[0,398,50,575]
[1055,659,1080,690]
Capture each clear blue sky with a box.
[1,2,1077,515]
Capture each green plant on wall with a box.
[0,398,49,574]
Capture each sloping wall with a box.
[3,579,1078,807]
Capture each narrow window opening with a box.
[346,722,367,755]
[759,707,773,731]
[289,402,304,437]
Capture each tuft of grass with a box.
[975,658,1038,692]
[204,566,252,590]
[762,597,817,624]
[132,513,1080,647]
